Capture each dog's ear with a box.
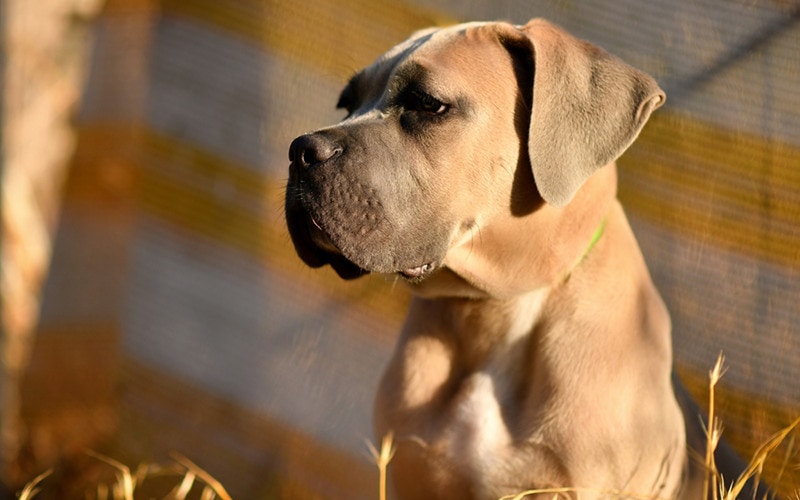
[510,19,665,207]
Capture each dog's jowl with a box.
[285,18,768,500]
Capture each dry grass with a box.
[17,355,798,499]
[17,469,53,500]
[17,452,232,500]
[705,354,800,500]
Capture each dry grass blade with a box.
[367,432,396,500]
[498,486,576,500]
[200,485,218,500]
[498,486,675,500]
[86,450,134,500]
[166,469,196,499]
[17,469,52,500]
[704,353,726,500]
[134,462,153,487]
[725,416,800,500]
[171,452,233,500]
[773,433,796,488]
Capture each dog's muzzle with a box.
[285,131,440,281]
[285,133,368,280]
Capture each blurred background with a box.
[1,0,798,497]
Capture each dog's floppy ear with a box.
[516,19,665,207]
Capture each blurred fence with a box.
[4,0,800,498]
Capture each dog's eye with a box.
[407,90,448,115]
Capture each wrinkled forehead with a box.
[341,22,494,105]
[378,22,489,64]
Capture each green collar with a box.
[565,217,606,281]
[582,217,606,262]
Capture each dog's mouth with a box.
[399,262,437,281]
[286,201,439,282]
[311,211,438,280]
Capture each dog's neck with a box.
[402,199,671,372]
[408,213,606,300]
[417,164,618,299]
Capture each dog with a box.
[285,18,768,499]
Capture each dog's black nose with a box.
[289,133,342,169]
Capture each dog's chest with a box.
[439,303,550,495]
[384,292,558,496]
[434,364,556,498]
[442,292,547,455]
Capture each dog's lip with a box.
[306,213,341,254]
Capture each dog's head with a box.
[285,19,664,295]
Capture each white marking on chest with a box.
[447,290,549,473]
[450,373,511,461]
